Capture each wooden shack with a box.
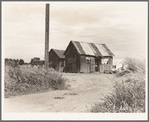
[64,41,114,73]
[49,49,65,72]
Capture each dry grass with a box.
[4,64,69,98]
[90,57,146,113]
[116,57,145,77]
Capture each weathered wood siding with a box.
[100,64,112,73]
[49,50,65,72]
[80,56,95,73]
[65,43,80,73]
[99,57,113,73]
[59,60,65,72]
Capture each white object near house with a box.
[115,59,128,71]
[101,58,109,64]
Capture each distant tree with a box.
[5,58,8,63]
[19,59,24,65]
[30,59,34,65]
[5,59,18,67]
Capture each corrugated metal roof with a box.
[52,49,65,59]
[71,41,114,57]
[80,42,95,56]
[94,44,109,56]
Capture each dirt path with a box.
[4,73,114,113]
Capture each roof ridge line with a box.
[71,40,105,45]
[51,48,65,51]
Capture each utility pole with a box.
[45,4,50,70]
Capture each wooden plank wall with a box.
[100,64,112,73]
[99,57,113,73]
[90,57,95,72]
[80,56,95,73]
[65,43,79,73]
[49,50,65,72]
[59,61,65,72]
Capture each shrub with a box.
[4,65,69,98]
[90,57,145,113]
[90,77,145,113]
[116,57,145,77]
[124,57,145,73]
[5,59,18,67]
[19,59,24,65]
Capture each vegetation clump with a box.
[90,57,146,113]
[4,64,68,98]
[116,57,145,77]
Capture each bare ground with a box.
[4,73,115,113]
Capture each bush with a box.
[4,65,69,98]
[124,57,145,73]
[116,57,145,77]
[90,77,145,113]
[19,59,24,65]
[5,59,18,67]
[90,57,145,113]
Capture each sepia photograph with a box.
[2,1,148,120]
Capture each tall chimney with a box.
[45,4,50,69]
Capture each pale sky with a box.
[2,2,148,62]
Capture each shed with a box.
[49,49,65,72]
[64,41,115,73]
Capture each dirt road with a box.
[4,73,114,113]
